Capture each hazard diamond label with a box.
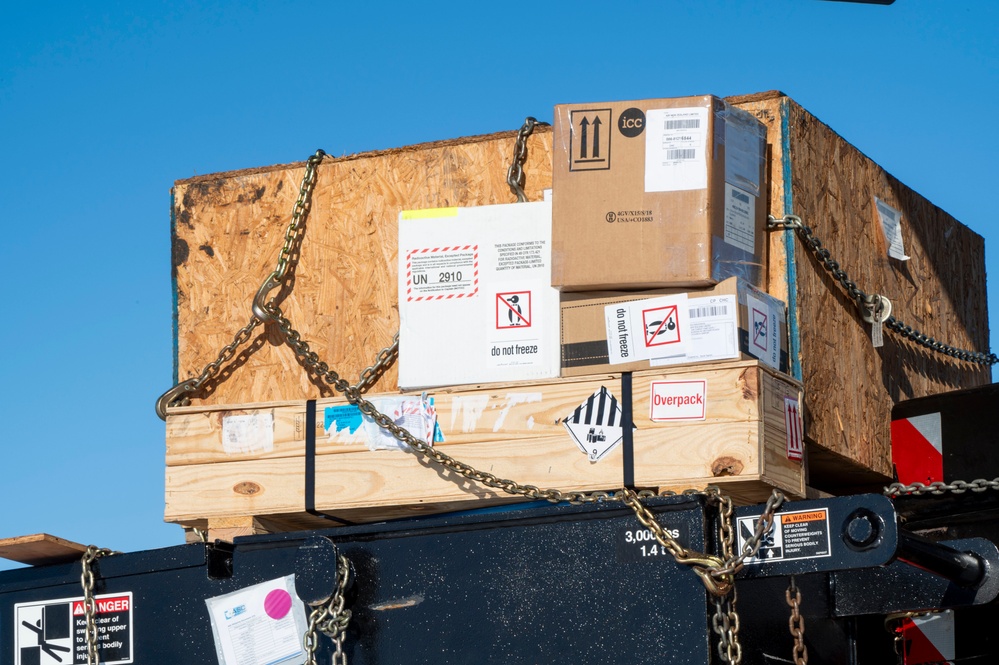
[15,592,133,664]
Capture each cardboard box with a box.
[551,95,767,290]
[164,359,805,532]
[561,277,787,378]
[397,202,560,389]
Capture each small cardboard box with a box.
[551,95,767,291]
[560,277,787,378]
[398,201,560,389]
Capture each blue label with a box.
[324,405,363,435]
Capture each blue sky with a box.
[1,0,997,570]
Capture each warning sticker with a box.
[745,291,780,369]
[15,592,133,665]
[405,246,479,301]
[496,291,531,329]
[642,304,682,349]
[562,387,631,462]
[738,508,831,565]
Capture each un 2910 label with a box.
[616,522,690,563]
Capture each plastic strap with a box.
[621,373,635,490]
[305,399,355,526]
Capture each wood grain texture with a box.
[0,533,89,565]
[172,128,554,405]
[730,92,990,486]
[163,361,805,527]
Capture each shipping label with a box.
[405,246,479,301]
[723,184,756,255]
[651,295,739,367]
[645,107,709,192]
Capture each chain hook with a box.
[155,379,199,420]
[252,272,282,322]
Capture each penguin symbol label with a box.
[496,291,532,329]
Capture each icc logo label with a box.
[618,108,645,137]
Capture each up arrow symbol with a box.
[591,116,601,158]
[579,117,590,159]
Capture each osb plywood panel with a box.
[732,92,989,486]
[173,128,554,406]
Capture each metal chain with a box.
[303,554,352,665]
[884,477,999,497]
[506,117,548,202]
[768,214,998,365]
[81,546,115,665]
[786,577,808,665]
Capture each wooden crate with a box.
[164,360,805,533]
[171,92,990,489]
[728,91,990,489]
[172,129,553,405]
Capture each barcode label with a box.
[665,119,701,130]
[666,148,697,161]
[690,304,728,319]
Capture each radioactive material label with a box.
[14,592,133,664]
[737,508,831,565]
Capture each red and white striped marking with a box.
[784,397,804,461]
[405,246,479,301]
[891,412,943,485]
[901,611,954,664]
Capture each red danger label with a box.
[71,595,131,616]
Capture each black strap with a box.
[305,399,356,526]
[621,373,635,490]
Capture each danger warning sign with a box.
[14,592,133,664]
[496,291,531,329]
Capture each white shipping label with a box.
[746,292,781,369]
[723,117,763,197]
[405,245,479,300]
[875,197,910,261]
[645,107,709,192]
[723,185,756,255]
[222,413,274,455]
[205,576,308,665]
[604,294,690,363]
[650,380,707,421]
[651,295,739,367]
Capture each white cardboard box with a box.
[398,202,560,389]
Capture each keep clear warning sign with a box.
[737,508,832,565]
[14,592,133,664]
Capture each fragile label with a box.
[723,184,756,255]
[645,107,709,192]
[649,380,707,421]
[15,592,134,664]
[405,246,479,300]
[222,413,274,455]
[738,508,831,564]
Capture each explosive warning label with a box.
[737,508,831,565]
[14,592,133,664]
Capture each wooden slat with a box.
[164,361,805,528]
[0,533,89,566]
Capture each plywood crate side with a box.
[164,360,805,528]
[730,92,990,486]
[172,128,554,406]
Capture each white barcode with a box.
[690,305,728,318]
[666,148,696,160]
[665,119,701,130]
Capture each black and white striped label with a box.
[562,386,628,462]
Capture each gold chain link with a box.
[81,546,115,665]
[884,477,999,497]
[303,554,352,665]
[786,576,808,665]
[506,117,547,202]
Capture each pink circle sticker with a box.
[264,588,293,620]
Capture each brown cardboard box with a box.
[551,95,767,291]
[560,277,787,377]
